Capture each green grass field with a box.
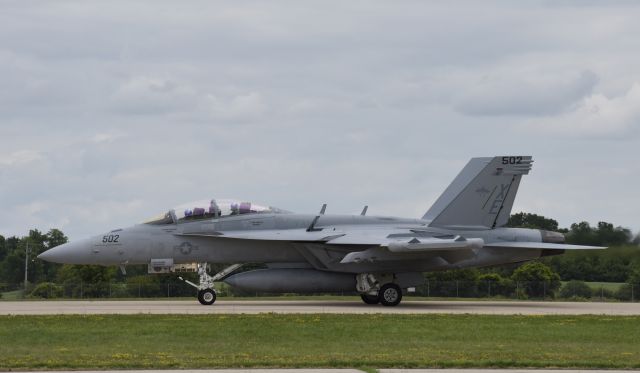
[560,281,624,292]
[584,281,625,292]
[0,289,22,300]
[0,314,638,370]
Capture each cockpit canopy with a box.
[143,199,290,225]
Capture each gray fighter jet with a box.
[39,156,604,306]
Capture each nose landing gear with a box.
[179,263,242,305]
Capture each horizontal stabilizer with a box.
[485,242,606,250]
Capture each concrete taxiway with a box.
[6,369,640,373]
[1,299,639,315]
[2,371,362,373]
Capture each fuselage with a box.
[39,212,556,273]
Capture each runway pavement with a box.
[6,369,640,373]
[1,299,639,315]
[0,371,362,373]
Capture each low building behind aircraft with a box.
[39,156,605,306]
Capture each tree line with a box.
[507,212,639,283]
[415,213,640,299]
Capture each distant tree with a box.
[55,264,117,298]
[56,264,116,284]
[424,269,480,297]
[566,221,631,246]
[614,270,640,301]
[24,230,49,284]
[546,245,640,282]
[126,275,164,297]
[3,236,19,256]
[566,221,595,245]
[0,248,26,285]
[507,212,560,231]
[0,235,6,262]
[424,268,479,282]
[628,268,640,286]
[511,261,561,298]
[559,280,592,299]
[38,229,68,282]
[45,229,68,248]
[477,272,514,297]
[595,222,632,246]
[0,229,68,285]
[29,282,63,299]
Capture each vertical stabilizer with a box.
[423,156,533,229]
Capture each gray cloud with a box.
[1,1,639,239]
[454,70,598,116]
[523,82,640,137]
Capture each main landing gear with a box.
[378,283,402,306]
[179,263,242,305]
[360,293,380,304]
[356,273,403,307]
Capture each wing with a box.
[178,227,474,248]
[178,227,605,266]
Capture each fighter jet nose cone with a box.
[37,242,83,264]
[37,244,66,263]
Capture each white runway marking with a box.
[1,299,639,315]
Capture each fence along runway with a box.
[1,300,639,315]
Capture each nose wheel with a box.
[198,289,217,305]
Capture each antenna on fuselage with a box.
[360,205,368,216]
[306,203,327,232]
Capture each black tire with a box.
[360,293,380,305]
[379,283,402,306]
[197,289,216,305]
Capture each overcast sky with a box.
[1,1,639,240]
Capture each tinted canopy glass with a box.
[143,199,289,224]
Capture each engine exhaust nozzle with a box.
[540,230,565,244]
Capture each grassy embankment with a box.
[0,314,638,370]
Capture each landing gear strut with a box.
[179,263,242,305]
